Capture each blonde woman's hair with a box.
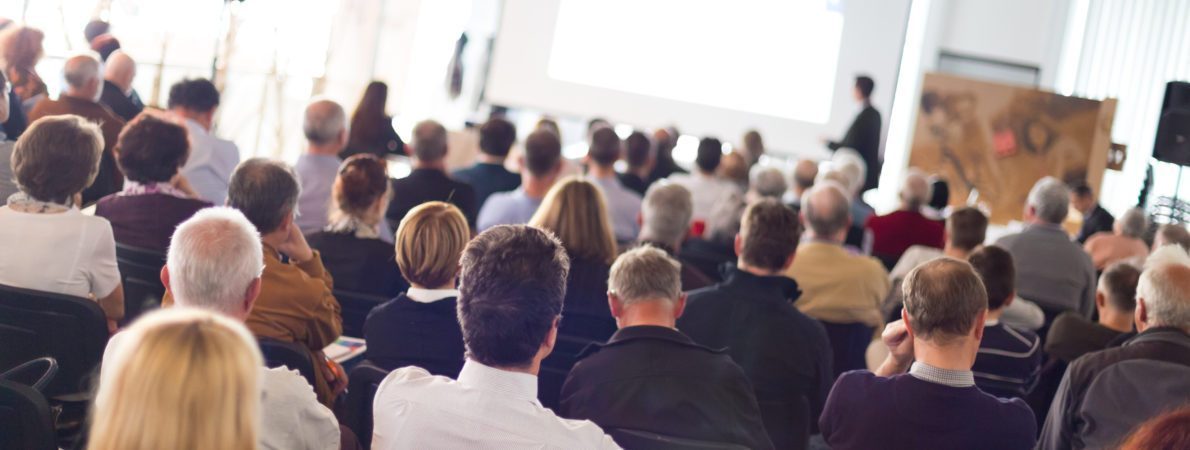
[90,308,262,450]
[529,176,617,265]
[396,201,470,288]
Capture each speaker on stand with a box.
[1152,81,1190,224]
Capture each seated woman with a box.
[307,154,407,297]
[0,115,124,329]
[95,113,212,252]
[364,201,469,376]
[529,176,619,342]
[91,308,261,450]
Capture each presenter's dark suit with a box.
[828,104,882,192]
[385,168,478,230]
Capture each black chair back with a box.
[820,321,874,379]
[0,379,56,450]
[115,243,167,326]
[0,357,58,392]
[343,361,390,449]
[606,428,749,450]
[258,338,318,390]
[334,290,388,338]
[0,284,108,398]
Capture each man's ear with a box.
[243,278,263,316]
[160,265,172,296]
[673,293,688,319]
[1095,291,1107,309]
[734,234,743,257]
[607,293,623,319]
[973,309,987,342]
[1135,297,1149,331]
[901,308,915,339]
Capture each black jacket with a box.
[677,267,833,450]
[306,230,407,298]
[560,257,616,342]
[1075,204,1115,244]
[560,325,774,449]
[363,293,465,378]
[828,104,882,192]
[385,168,478,230]
[99,81,144,122]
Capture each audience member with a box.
[648,126,686,182]
[718,151,750,189]
[1070,182,1114,244]
[1045,262,1140,363]
[747,165,787,204]
[825,75,881,192]
[1084,207,1150,270]
[0,116,124,327]
[617,130,653,196]
[996,177,1096,317]
[669,137,741,226]
[98,50,144,121]
[169,78,241,204]
[0,25,47,115]
[679,199,832,450]
[83,20,110,50]
[561,246,774,449]
[925,175,950,219]
[820,258,1037,449]
[1118,405,1190,450]
[0,71,16,199]
[1039,246,1190,449]
[452,117,520,209]
[95,114,212,252]
[477,129,562,230]
[342,81,404,158]
[740,129,765,166]
[831,150,875,226]
[90,308,263,450]
[370,225,618,449]
[306,154,406,297]
[365,201,468,376]
[866,169,945,267]
[784,158,818,210]
[86,20,121,61]
[103,207,343,450]
[385,119,478,229]
[680,191,745,282]
[637,182,713,290]
[967,246,1042,398]
[586,127,642,242]
[28,52,125,203]
[294,99,348,233]
[1154,223,1190,252]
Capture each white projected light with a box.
[547,0,844,124]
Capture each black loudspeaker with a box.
[1153,81,1190,166]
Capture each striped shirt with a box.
[972,321,1042,398]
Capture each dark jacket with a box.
[679,238,736,283]
[306,230,407,298]
[94,193,211,252]
[385,168,478,230]
[1044,312,1127,363]
[452,162,521,211]
[99,81,144,122]
[560,325,774,449]
[677,267,833,450]
[363,293,465,377]
[616,172,650,197]
[560,257,616,342]
[1075,204,1115,244]
[828,104,882,192]
[341,115,405,158]
[28,95,126,204]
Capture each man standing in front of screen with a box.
[824,75,882,193]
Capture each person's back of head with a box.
[12,115,103,203]
[738,199,801,273]
[902,258,988,345]
[946,207,989,253]
[587,117,611,137]
[1026,176,1070,225]
[1136,246,1190,332]
[1116,208,1149,239]
[84,20,110,43]
[528,176,617,265]
[116,114,190,184]
[302,99,347,149]
[62,52,102,99]
[855,75,875,102]
[523,129,563,179]
[900,169,932,211]
[967,246,1015,311]
[332,154,389,225]
[1156,224,1190,252]
[587,127,621,168]
[1119,405,1190,450]
[479,117,516,159]
[0,26,45,71]
[694,137,722,174]
[458,225,570,369]
[830,149,867,198]
[719,152,748,186]
[749,166,787,199]
[640,182,692,249]
[103,50,136,91]
[624,131,653,170]
[801,182,851,240]
[167,78,220,114]
[227,158,300,235]
[90,308,261,450]
[167,207,264,318]
[793,159,818,194]
[411,120,448,163]
[396,201,469,289]
[609,246,682,317]
[535,117,561,137]
[742,130,764,161]
[1099,262,1141,314]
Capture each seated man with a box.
[560,246,772,449]
[1039,246,1190,449]
[477,129,563,231]
[452,117,521,210]
[1046,263,1141,363]
[1154,223,1190,252]
[967,246,1042,398]
[678,199,832,450]
[668,137,740,227]
[385,120,478,229]
[1084,207,1150,270]
[820,258,1037,450]
[617,130,653,197]
[371,225,617,449]
[865,169,944,267]
[294,99,347,234]
[636,182,713,290]
[169,78,241,204]
[105,207,344,450]
[1070,182,1114,244]
[587,127,642,242]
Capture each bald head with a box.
[1137,246,1190,332]
[63,52,102,101]
[793,159,818,195]
[104,50,136,93]
[900,169,932,210]
[302,99,347,152]
[802,182,851,240]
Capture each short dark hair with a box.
[740,199,801,271]
[855,75,875,99]
[116,114,190,183]
[587,127,621,167]
[83,20,110,43]
[928,178,950,210]
[587,117,610,134]
[479,118,516,157]
[947,207,988,251]
[695,137,722,173]
[967,246,1015,310]
[227,158,300,234]
[167,78,220,113]
[1100,263,1141,312]
[1070,182,1094,198]
[624,131,652,168]
[524,129,562,177]
[902,258,987,343]
[457,225,569,368]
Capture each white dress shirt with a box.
[180,119,241,204]
[372,359,620,449]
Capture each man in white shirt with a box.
[101,207,343,450]
[294,99,347,234]
[668,137,740,230]
[586,127,641,242]
[168,78,241,204]
[372,225,619,449]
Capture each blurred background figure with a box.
[342,81,405,159]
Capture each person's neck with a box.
[413,159,446,172]
[492,359,541,377]
[618,301,677,329]
[410,281,455,291]
[588,164,616,179]
[737,260,783,277]
[62,91,95,103]
[913,337,977,371]
[987,307,1006,323]
[172,109,213,131]
[306,142,342,157]
[1098,307,1134,333]
[477,154,506,165]
[942,245,971,259]
[807,231,845,245]
[523,176,554,199]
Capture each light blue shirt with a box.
[294,153,342,234]
[590,175,641,243]
[0,140,16,202]
[477,188,542,232]
[179,119,240,204]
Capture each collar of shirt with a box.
[456,359,540,404]
[183,118,211,138]
[985,318,1000,326]
[406,287,460,303]
[908,361,975,387]
[119,180,191,199]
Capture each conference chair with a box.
[605,428,749,450]
[258,338,319,390]
[1,357,58,393]
[343,361,389,450]
[0,379,56,450]
[334,290,388,338]
[115,243,167,326]
[0,284,108,399]
[819,321,875,379]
